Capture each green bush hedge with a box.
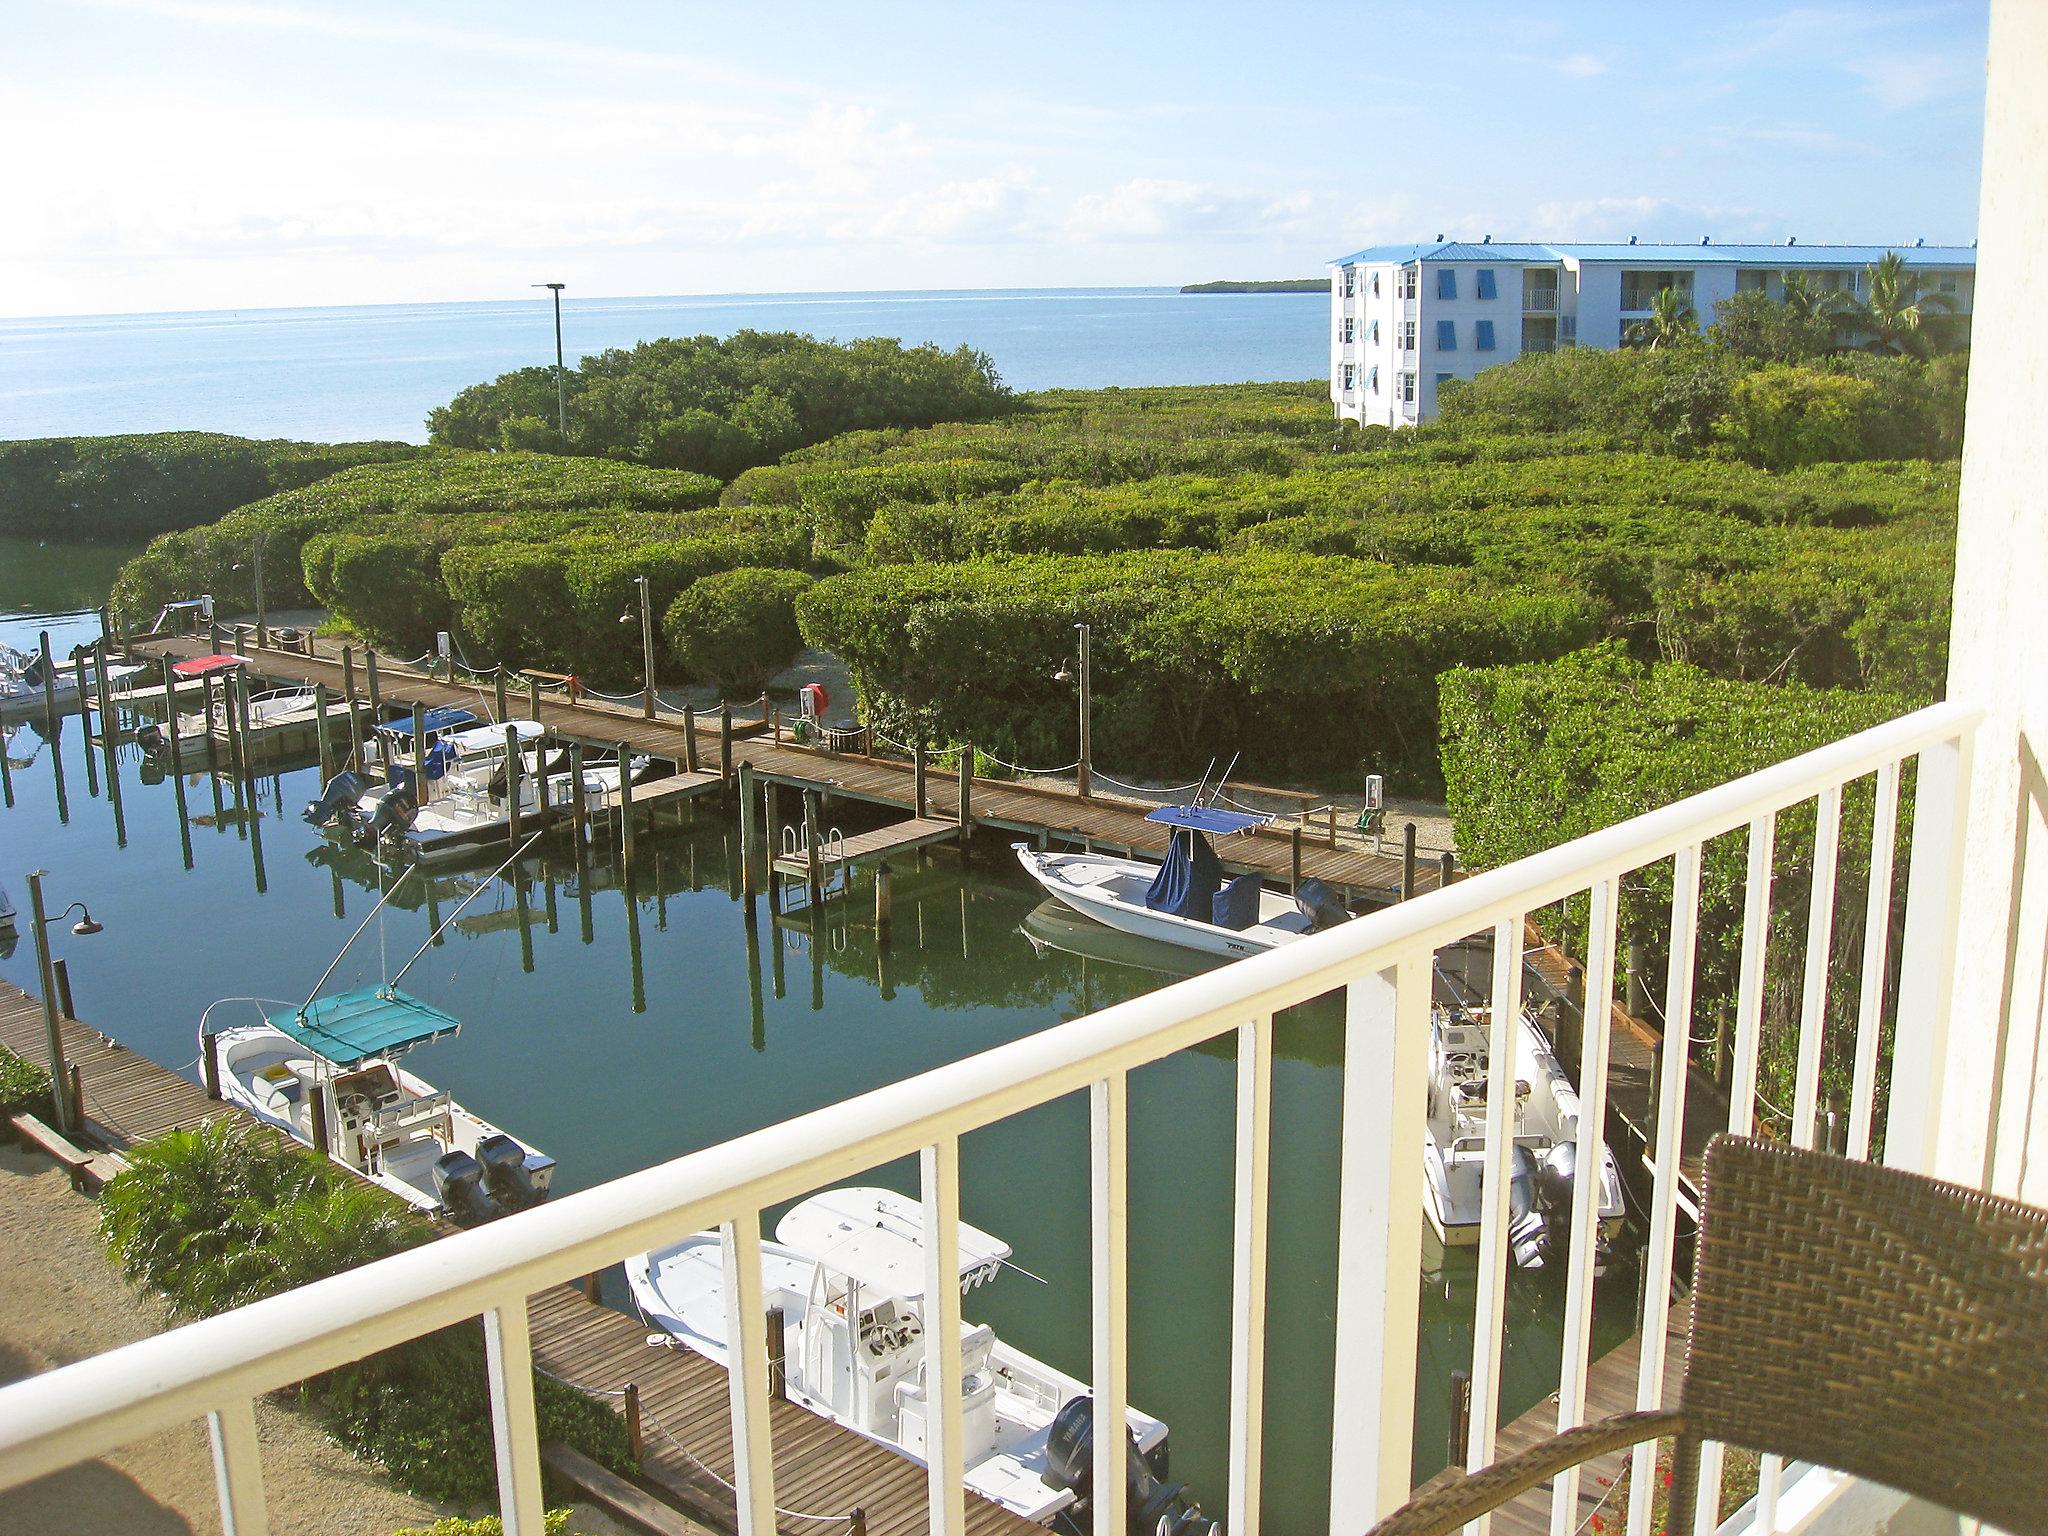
[0,1046,53,1119]
[664,566,815,693]
[798,550,1601,785]
[0,432,424,538]
[1438,643,1913,1134]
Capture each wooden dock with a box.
[1,963,1680,1536]
[769,817,962,889]
[126,634,1439,902]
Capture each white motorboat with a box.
[1423,944,1627,1272]
[0,642,148,720]
[1014,805,1349,958]
[628,1187,1213,1534]
[206,987,554,1219]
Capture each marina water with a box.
[1,288,1328,444]
[0,545,1630,1529]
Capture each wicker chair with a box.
[1367,1135,2048,1536]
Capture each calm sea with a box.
[0,288,1328,444]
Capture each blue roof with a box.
[379,707,477,737]
[1331,240,1976,269]
[1146,805,1270,835]
[267,986,462,1068]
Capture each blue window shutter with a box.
[1367,366,1379,391]
[1436,320,1457,350]
[1475,320,1495,351]
[1476,269,1496,300]
[1437,268,1457,300]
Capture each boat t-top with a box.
[628,1187,1216,1536]
[1016,803,1350,959]
[203,851,554,1222]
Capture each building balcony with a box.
[1522,289,1558,313]
[0,696,1992,1536]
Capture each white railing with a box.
[1522,290,1558,313]
[0,702,1979,1536]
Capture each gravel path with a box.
[0,1140,629,1536]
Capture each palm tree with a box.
[1627,286,1700,350]
[1836,251,1958,357]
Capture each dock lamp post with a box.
[1052,621,1092,796]
[620,574,656,719]
[232,534,266,642]
[24,870,104,1137]
[533,281,568,440]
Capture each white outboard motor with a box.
[432,1149,497,1226]
[1507,1144,1550,1269]
[475,1133,544,1212]
[1044,1397,1214,1536]
[305,770,367,826]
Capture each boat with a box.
[0,642,149,721]
[628,1187,1216,1536]
[1014,804,1350,958]
[201,857,555,1222]
[1423,942,1627,1272]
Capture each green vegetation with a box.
[1439,645,1912,1131]
[428,330,1010,479]
[1179,279,1327,293]
[0,432,423,538]
[99,1122,633,1505]
[0,1045,54,1120]
[395,1515,588,1536]
[664,566,815,694]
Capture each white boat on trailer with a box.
[628,1186,1215,1536]
[1014,804,1350,958]
[202,854,555,1222]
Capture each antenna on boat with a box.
[1190,757,1218,806]
[388,831,544,988]
[1206,751,1241,805]
[996,1256,1049,1286]
[301,864,418,1019]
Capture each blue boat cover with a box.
[1212,872,1263,931]
[1146,829,1222,919]
[266,986,462,1068]
[1145,804,1270,835]
[380,707,476,738]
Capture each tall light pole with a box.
[620,574,655,719]
[25,870,104,1137]
[533,282,568,439]
[1054,622,1093,797]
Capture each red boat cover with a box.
[171,654,247,676]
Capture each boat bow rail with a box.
[0,701,1984,1536]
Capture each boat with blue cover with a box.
[1013,804,1350,958]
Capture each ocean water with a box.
[0,288,1328,445]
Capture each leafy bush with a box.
[0,1046,53,1119]
[1715,366,1887,469]
[395,1513,583,1536]
[1439,644,1914,1131]
[664,566,815,693]
[428,330,1011,480]
[0,432,423,538]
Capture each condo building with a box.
[1327,239,1977,426]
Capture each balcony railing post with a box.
[1465,915,1527,1516]
[1227,1016,1275,1536]
[482,1297,546,1536]
[921,1141,967,1536]
[207,1397,270,1536]
[1885,729,1974,1176]
[1091,1075,1129,1536]
[720,1217,780,1536]
[1327,951,1430,1525]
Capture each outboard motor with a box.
[134,720,166,756]
[1294,878,1350,933]
[305,770,366,826]
[1044,1397,1217,1536]
[1534,1140,1613,1272]
[360,787,417,843]
[475,1133,543,1212]
[1507,1144,1550,1270]
[431,1149,497,1226]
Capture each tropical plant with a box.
[0,1046,53,1118]
[394,1513,583,1536]
[1835,252,1960,358]
[1626,287,1700,350]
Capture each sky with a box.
[0,0,1992,319]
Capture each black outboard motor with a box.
[476,1133,543,1212]
[134,720,166,755]
[1507,1144,1550,1270]
[432,1149,497,1226]
[1044,1397,1217,1536]
[360,787,417,843]
[1294,878,1350,933]
[305,770,366,826]
[1533,1140,1612,1272]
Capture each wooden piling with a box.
[581,1271,603,1303]
[1402,822,1418,900]
[913,741,927,818]
[313,683,332,779]
[495,664,509,723]
[505,725,523,847]
[528,674,542,719]
[200,672,219,772]
[72,651,92,742]
[737,761,757,897]
[201,1029,221,1099]
[957,741,972,840]
[68,1063,84,1132]
[618,742,635,867]
[1439,850,1455,890]
[53,958,76,1021]
[803,790,822,898]
[624,1381,645,1463]
[719,703,734,782]
[308,1085,332,1161]
[1626,939,1647,1019]
[341,644,356,708]
[569,743,587,840]
[1290,825,1303,893]
[365,649,381,715]
[37,631,57,727]
[92,637,113,740]
[411,703,428,804]
[681,704,699,772]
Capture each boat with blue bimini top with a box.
[1014,803,1352,958]
[202,853,555,1222]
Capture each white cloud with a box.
[1064,179,1318,243]
[1849,54,1979,109]
[1557,53,1607,78]
[1527,194,1767,243]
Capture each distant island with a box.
[1180,278,1327,294]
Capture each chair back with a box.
[1684,1137,2048,1534]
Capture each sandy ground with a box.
[0,1140,630,1536]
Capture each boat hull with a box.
[1014,844,1312,958]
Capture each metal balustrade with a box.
[0,701,1979,1536]
[1522,290,1559,313]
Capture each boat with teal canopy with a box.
[265,985,462,1069]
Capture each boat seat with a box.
[1211,873,1263,930]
